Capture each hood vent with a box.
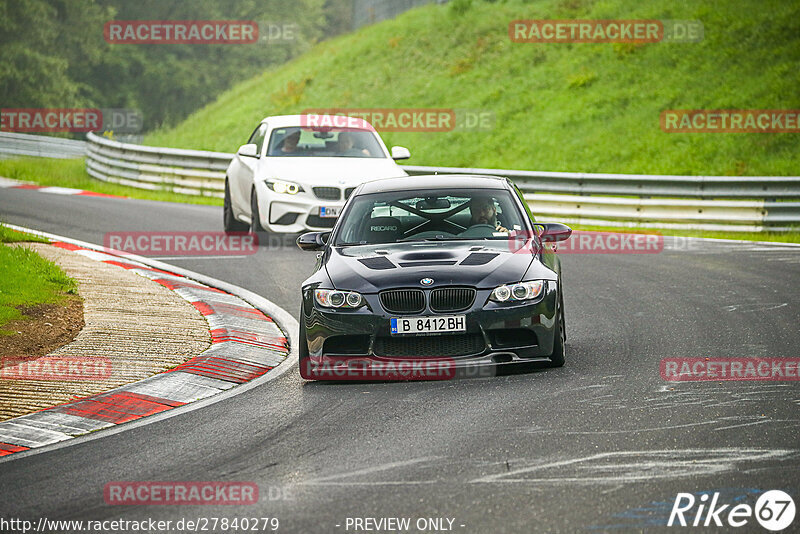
[358,256,396,270]
[399,251,453,261]
[399,260,457,268]
[460,252,498,266]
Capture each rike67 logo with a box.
[669,490,795,531]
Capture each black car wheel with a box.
[223,179,249,233]
[547,290,566,367]
[298,307,312,379]
[250,187,271,243]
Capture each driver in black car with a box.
[468,196,508,232]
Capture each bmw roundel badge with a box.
[420,278,434,286]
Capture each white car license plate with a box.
[319,206,340,218]
[391,315,466,335]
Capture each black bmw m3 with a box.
[296,174,573,380]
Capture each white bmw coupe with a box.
[224,115,410,235]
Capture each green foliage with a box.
[567,69,597,88]
[450,0,474,16]
[147,0,800,176]
[0,243,78,328]
[0,0,329,132]
[0,225,49,244]
[323,0,355,35]
[0,0,112,109]
[272,78,314,108]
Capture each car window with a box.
[247,123,268,155]
[335,189,527,245]
[513,183,536,223]
[266,127,384,157]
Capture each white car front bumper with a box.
[254,181,347,234]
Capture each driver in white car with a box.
[468,196,508,232]
[338,131,370,157]
[279,129,301,154]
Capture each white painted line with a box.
[129,270,186,282]
[12,412,114,435]
[0,421,72,447]
[122,372,234,404]
[301,457,438,486]
[38,186,84,195]
[0,177,27,187]
[73,249,127,262]
[687,236,800,248]
[149,255,251,260]
[469,449,797,484]
[174,288,249,306]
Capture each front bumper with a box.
[255,181,345,233]
[300,281,559,378]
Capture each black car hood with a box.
[325,240,551,292]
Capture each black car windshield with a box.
[335,189,528,245]
[267,127,384,158]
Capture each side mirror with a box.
[297,231,330,251]
[237,143,259,158]
[391,146,411,161]
[536,222,572,243]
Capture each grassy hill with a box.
[145,0,800,176]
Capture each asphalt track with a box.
[1,188,799,533]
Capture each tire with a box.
[546,290,566,368]
[298,307,313,379]
[223,179,249,233]
[250,187,271,245]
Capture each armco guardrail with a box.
[0,132,86,159]
[402,165,800,232]
[83,133,799,231]
[402,165,800,199]
[86,132,230,198]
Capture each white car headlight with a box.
[489,280,545,302]
[315,289,364,308]
[267,179,304,195]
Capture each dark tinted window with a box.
[335,189,527,245]
[267,127,384,157]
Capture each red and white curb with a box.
[0,177,124,198]
[0,225,296,459]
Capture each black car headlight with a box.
[489,280,545,302]
[314,289,364,308]
[266,179,304,194]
